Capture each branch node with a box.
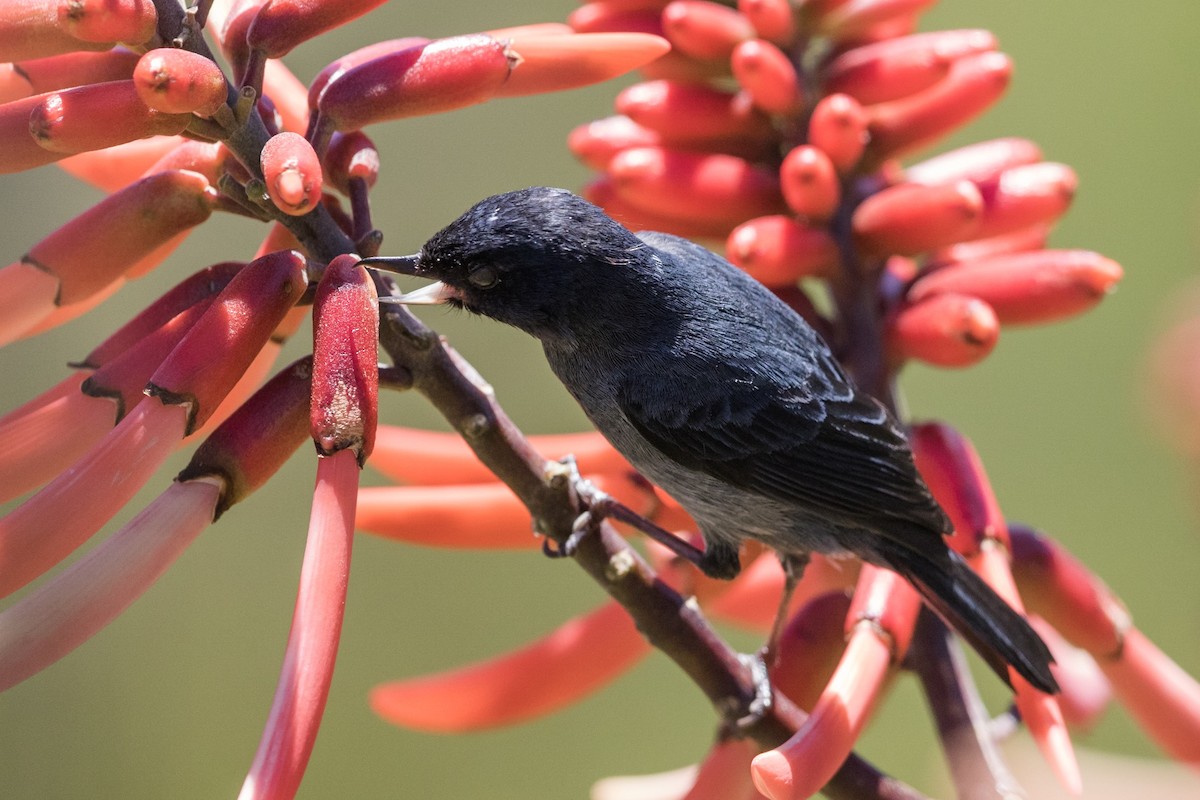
[604,548,637,582]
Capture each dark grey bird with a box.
[362,186,1058,694]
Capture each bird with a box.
[361,186,1058,694]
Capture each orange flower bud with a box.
[609,146,786,226]
[497,33,670,98]
[568,4,663,35]
[821,29,996,105]
[30,80,192,155]
[814,0,937,42]
[568,115,662,170]
[731,38,804,115]
[726,215,840,285]
[974,162,1076,240]
[866,52,1012,163]
[806,93,868,172]
[886,292,999,368]
[617,80,774,143]
[852,180,982,256]
[780,145,840,222]
[585,177,736,239]
[738,0,796,45]
[909,250,1122,325]
[661,0,755,61]
[371,602,650,732]
[905,136,1042,186]
[134,49,229,117]
[261,131,323,216]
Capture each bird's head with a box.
[361,187,646,340]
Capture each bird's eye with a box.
[467,266,499,289]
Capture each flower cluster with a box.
[0,1,1196,799]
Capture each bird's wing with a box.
[616,345,952,539]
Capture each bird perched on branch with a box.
[362,186,1058,695]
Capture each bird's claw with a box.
[541,455,613,559]
[733,651,775,731]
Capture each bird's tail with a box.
[871,537,1059,694]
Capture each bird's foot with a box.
[541,456,612,559]
[720,651,775,734]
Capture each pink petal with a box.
[371,600,649,732]
[0,399,188,597]
[0,372,115,503]
[0,262,58,347]
[238,449,359,800]
[0,479,219,691]
[751,627,893,800]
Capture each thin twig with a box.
[909,610,1025,800]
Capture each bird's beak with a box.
[358,254,422,276]
[359,254,459,306]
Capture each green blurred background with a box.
[2,1,1199,797]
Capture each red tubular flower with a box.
[820,29,996,105]
[752,567,919,800]
[368,425,632,486]
[0,168,216,345]
[609,147,786,226]
[239,448,358,800]
[661,0,755,61]
[779,146,840,222]
[731,39,804,115]
[316,34,514,133]
[0,0,155,62]
[371,601,650,732]
[29,80,192,154]
[1011,526,1200,764]
[886,292,999,368]
[908,249,1123,325]
[726,215,839,285]
[15,48,142,94]
[357,471,655,549]
[865,51,1013,163]
[496,32,671,98]
[310,255,377,461]
[0,354,314,693]
[54,135,184,190]
[852,180,983,256]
